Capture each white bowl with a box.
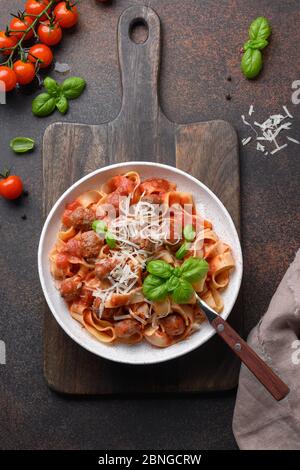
[38,162,243,365]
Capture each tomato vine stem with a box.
[0,0,56,67]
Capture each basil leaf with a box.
[143,274,168,302]
[175,241,191,260]
[249,16,271,41]
[180,257,209,283]
[61,77,86,100]
[92,220,107,233]
[44,77,60,97]
[173,267,181,277]
[171,278,194,304]
[147,260,174,279]
[10,137,35,154]
[105,232,117,249]
[32,93,56,117]
[241,48,262,79]
[56,95,69,115]
[166,275,180,292]
[183,224,196,242]
[243,38,268,51]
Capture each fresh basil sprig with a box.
[10,137,35,154]
[241,17,271,79]
[32,93,56,117]
[92,220,116,249]
[61,77,86,99]
[32,76,86,117]
[143,257,209,304]
[183,224,196,242]
[175,241,191,260]
[249,16,271,41]
[241,49,263,80]
[175,224,196,260]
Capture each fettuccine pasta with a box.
[49,172,235,347]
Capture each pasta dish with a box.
[49,172,235,347]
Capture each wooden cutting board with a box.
[42,5,242,395]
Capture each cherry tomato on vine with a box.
[0,31,18,56]
[28,43,53,69]
[0,66,17,92]
[25,0,50,21]
[0,174,23,200]
[13,60,36,85]
[54,2,79,29]
[38,20,62,46]
[10,16,34,41]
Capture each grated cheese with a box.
[242,136,252,146]
[92,195,174,318]
[241,104,299,156]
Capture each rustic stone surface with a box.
[0,0,299,450]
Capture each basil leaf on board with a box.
[249,16,271,41]
[241,48,263,79]
[147,260,174,279]
[92,220,107,233]
[105,232,117,249]
[32,93,56,117]
[175,241,191,260]
[183,224,196,242]
[166,275,180,293]
[61,77,86,99]
[10,137,35,154]
[56,94,69,115]
[43,77,60,97]
[180,257,209,283]
[171,278,194,304]
[143,274,168,302]
[244,38,268,51]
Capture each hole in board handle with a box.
[129,18,149,44]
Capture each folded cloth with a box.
[233,249,300,450]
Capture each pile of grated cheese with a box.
[241,104,300,156]
[92,196,165,318]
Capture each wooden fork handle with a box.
[212,316,290,401]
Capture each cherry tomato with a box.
[25,0,49,21]
[0,175,23,200]
[28,43,53,69]
[10,16,34,41]
[0,31,18,56]
[54,2,79,29]
[0,66,17,92]
[38,20,62,46]
[13,60,36,85]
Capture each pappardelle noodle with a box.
[49,172,235,348]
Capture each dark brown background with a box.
[0,0,299,450]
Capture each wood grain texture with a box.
[43,5,241,395]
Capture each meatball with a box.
[115,319,142,338]
[59,275,82,302]
[69,207,95,232]
[65,238,82,257]
[160,314,185,337]
[92,298,116,320]
[80,231,103,258]
[95,258,116,279]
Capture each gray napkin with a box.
[233,249,300,450]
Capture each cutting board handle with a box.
[116,5,160,124]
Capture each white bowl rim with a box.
[38,161,243,365]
